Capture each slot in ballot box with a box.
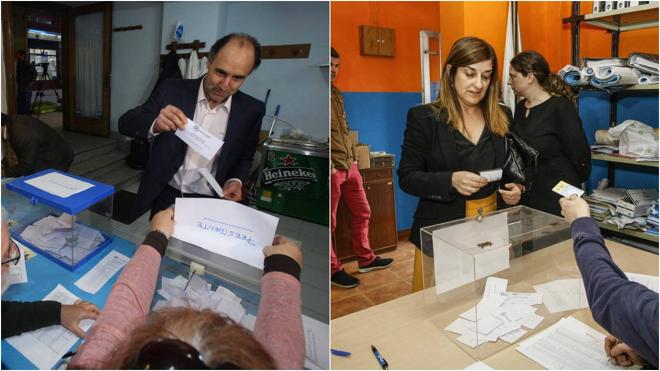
[420,206,580,360]
[3,169,115,271]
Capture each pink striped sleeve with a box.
[69,245,161,369]
[253,271,305,370]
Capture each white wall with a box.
[110,1,162,132]
[160,2,227,53]
[225,1,329,140]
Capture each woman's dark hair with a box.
[209,33,261,72]
[331,47,339,58]
[510,50,576,105]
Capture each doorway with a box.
[2,1,112,137]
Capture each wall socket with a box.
[190,261,205,277]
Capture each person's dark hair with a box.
[331,47,339,59]
[510,50,576,105]
[1,113,10,127]
[435,36,509,137]
[208,33,261,72]
[116,308,275,369]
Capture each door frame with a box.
[2,2,17,115]
[65,2,112,136]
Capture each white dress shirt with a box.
[150,76,240,196]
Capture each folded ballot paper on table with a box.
[172,198,279,269]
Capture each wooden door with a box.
[64,2,111,136]
[359,25,381,56]
[379,28,396,56]
[2,2,17,114]
[364,179,398,250]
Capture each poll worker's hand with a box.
[60,300,100,338]
[498,183,522,205]
[263,236,303,268]
[451,171,488,196]
[559,194,591,224]
[154,105,188,133]
[604,336,646,367]
[223,180,242,202]
[151,208,175,239]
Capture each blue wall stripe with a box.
[579,90,659,192]
[343,92,421,231]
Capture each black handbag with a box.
[502,132,539,190]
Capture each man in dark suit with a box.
[119,33,265,218]
[1,114,74,177]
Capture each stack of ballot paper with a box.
[19,214,105,265]
[586,188,659,235]
[153,274,253,326]
[516,317,625,370]
[153,274,329,369]
[444,277,545,348]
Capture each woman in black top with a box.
[399,37,523,292]
[508,51,591,216]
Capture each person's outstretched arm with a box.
[69,209,174,369]
[253,238,305,369]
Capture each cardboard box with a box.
[356,144,371,169]
[350,130,359,146]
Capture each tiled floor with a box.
[331,238,416,319]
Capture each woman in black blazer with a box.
[508,51,591,216]
[398,37,522,292]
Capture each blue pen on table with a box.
[371,344,388,370]
[331,348,352,357]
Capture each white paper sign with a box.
[172,198,279,269]
[24,172,94,198]
[175,119,224,160]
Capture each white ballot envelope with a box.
[479,168,503,183]
[175,119,224,161]
[172,198,279,269]
[552,181,584,198]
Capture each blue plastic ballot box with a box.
[5,169,115,271]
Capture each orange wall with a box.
[330,1,440,92]
[332,1,659,92]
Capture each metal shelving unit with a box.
[583,3,659,31]
[591,153,659,167]
[563,2,659,249]
[597,221,658,243]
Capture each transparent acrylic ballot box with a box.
[420,206,587,360]
[3,169,115,271]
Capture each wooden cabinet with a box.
[334,166,398,261]
[359,25,395,57]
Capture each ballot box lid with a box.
[6,169,115,215]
